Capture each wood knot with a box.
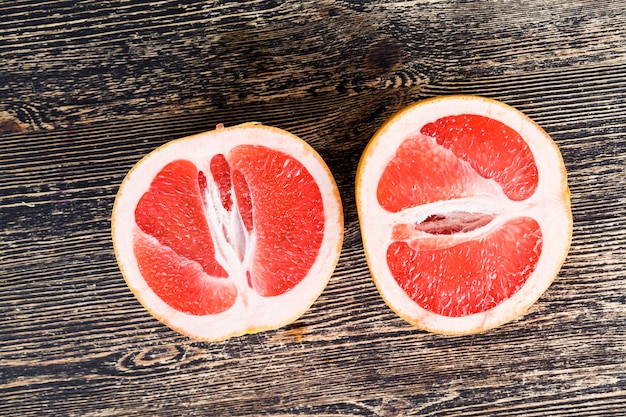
[0,105,53,134]
[327,6,341,17]
[377,398,412,417]
[0,111,27,135]
[285,324,307,342]
[116,344,186,374]
[366,39,402,73]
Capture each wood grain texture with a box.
[1,0,625,415]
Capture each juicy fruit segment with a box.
[379,118,543,317]
[134,159,233,316]
[133,146,324,315]
[377,115,538,212]
[228,145,325,296]
[357,95,572,334]
[135,159,228,278]
[421,114,538,201]
[377,133,503,211]
[387,217,542,317]
[133,230,237,315]
[209,153,235,212]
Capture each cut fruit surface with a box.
[112,123,343,341]
[356,95,572,335]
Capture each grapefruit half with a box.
[112,123,343,341]
[356,95,572,335]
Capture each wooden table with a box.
[2,1,625,415]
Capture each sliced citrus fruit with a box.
[356,95,572,334]
[112,123,343,341]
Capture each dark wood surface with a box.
[2,1,625,415]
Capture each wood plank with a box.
[1,0,625,415]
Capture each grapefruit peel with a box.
[356,95,572,335]
[112,123,343,341]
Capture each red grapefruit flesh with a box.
[356,95,572,334]
[112,123,343,341]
